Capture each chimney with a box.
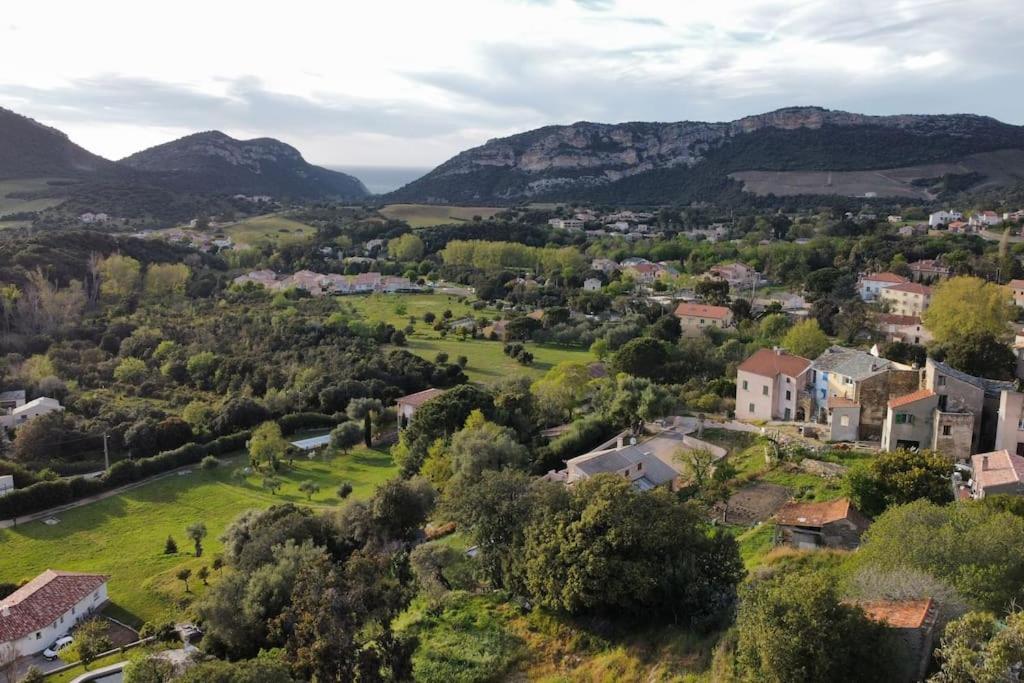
[616,435,625,449]
[1,606,9,618]
[982,455,989,471]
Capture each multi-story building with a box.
[735,348,811,422]
[858,272,908,301]
[876,314,933,346]
[879,282,933,317]
[928,210,962,227]
[907,259,950,283]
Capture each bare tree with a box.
[0,642,18,683]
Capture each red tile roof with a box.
[863,272,908,284]
[673,302,732,320]
[827,396,859,409]
[0,570,108,641]
[885,282,932,295]
[878,314,922,327]
[1009,279,1024,290]
[738,348,811,379]
[774,498,858,527]
[972,449,1024,491]
[395,388,445,408]
[856,599,935,629]
[888,388,935,409]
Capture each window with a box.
[762,385,769,396]
[938,376,946,387]
[35,632,41,640]
[636,463,642,471]
[1017,418,1024,431]
[894,413,915,425]
[742,380,748,390]
[942,425,952,436]
[844,377,853,385]
[748,403,755,413]
[840,415,850,427]
[785,390,792,400]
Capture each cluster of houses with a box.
[548,209,661,241]
[164,229,234,252]
[927,208,1023,232]
[78,212,110,224]
[232,269,425,296]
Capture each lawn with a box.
[219,213,318,248]
[345,293,595,382]
[0,177,70,215]
[0,447,397,626]
[379,204,503,228]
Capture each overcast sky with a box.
[2,0,1022,168]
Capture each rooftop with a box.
[888,388,936,409]
[884,282,932,295]
[928,359,1014,398]
[862,272,908,284]
[856,599,935,629]
[774,498,860,527]
[827,396,859,409]
[395,388,445,408]
[811,346,894,382]
[1009,279,1024,290]
[673,302,731,320]
[738,348,811,380]
[568,443,681,488]
[972,449,1024,490]
[0,570,108,642]
[878,314,922,326]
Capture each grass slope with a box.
[0,177,69,215]
[220,213,318,248]
[345,293,594,382]
[379,204,503,228]
[0,448,396,625]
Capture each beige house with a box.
[879,282,932,317]
[734,348,811,422]
[673,302,733,337]
[880,388,974,460]
[1009,279,1024,308]
[877,314,932,346]
[970,449,1024,498]
[395,388,445,429]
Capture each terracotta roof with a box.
[828,396,859,409]
[0,570,108,641]
[972,449,1024,491]
[863,272,908,284]
[673,302,732,320]
[774,498,857,527]
[1009,279,1024,290]
[856,599,935,629]
[395,388,445,408]
[884,282,932,295]
[878,314,922,327]
[738,348,811,379]
[888,388,935,408]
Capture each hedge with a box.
[278,412,342,436]
[0,430,251,520]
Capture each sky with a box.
[1,0,1022,168]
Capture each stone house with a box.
[773,498,870,550]
[734,348,811,422]
[880,388,974,460]
[925,359,1013,454]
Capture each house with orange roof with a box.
[858,272,907,302]
[854,599,938,682]
[734,348,811,422]
[970,449,1024,498]
[879,281,933,317]
[773,498,870,550]
[0,570,109,656]
[673,302,733,337]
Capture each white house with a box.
[969,211,1002,228]
[548,218,584,231]
[0,397,63,429]
[928,210,962,227]
[858,272,908,301]
[395,388,446,429]
[583,277,602,292]
[0,570,109,657]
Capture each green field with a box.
[220,214,318,248]
[0,177,69,215]
[0,447,397,625]
[345,293,595,382]
[379,204,503,228]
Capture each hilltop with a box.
[0,107,115,179]
[387,106,1024,204]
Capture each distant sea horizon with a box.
[327,165,432,195]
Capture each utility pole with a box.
[103,433,110,470]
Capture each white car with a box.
[43,635,73,660]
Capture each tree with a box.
[330,421,363,454]
[843,449,953,517]
[212,556,224,574]
[18,666,44,683]
[59,619,112,669]
[931,611,1024,682]
[938,332,1016,380]
[522,474,742,622]
[123,654,175,683]
[735,573,898,683]
[248,421,287,471]
[396,384,494,476]
[298,480,320,500]
[143,263,190,302]
[195,566,210,587]
[187,522,208,557]
[600,374,675,435]
[346,397,383,448]
[164,536,178,555]
[678,447,716,490]
[611,337,672,380]
[531,361,593,424]
[11,412,65,463]
[262,476,282,495]
[114,357,148,384]
[176,568,192,592]
[922,276,1015,344]
[781,319,829,359]
[387,233,425,261]
[695,279,730,305]
[447,410,529,480]
[410,543,461,604]
[186,351,219,389]
[336,481,353,499]
[98,253,141,302]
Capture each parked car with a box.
[43,635,73,660]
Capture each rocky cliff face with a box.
[389,106,1024,203]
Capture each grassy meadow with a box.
[0,447,397,626]
[0,177,70,216]
[219,213,318,248]
[379,204,503,228]
[345,293,595,382]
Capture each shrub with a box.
[200,455,219,471]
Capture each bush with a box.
[278,412,338,436]
[200,455,219,471]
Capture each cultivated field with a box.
[0,177,70,215]
[219,213,318,248]
[0,446,397,625]
[379,204,504,228]
[345,293,595,382]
